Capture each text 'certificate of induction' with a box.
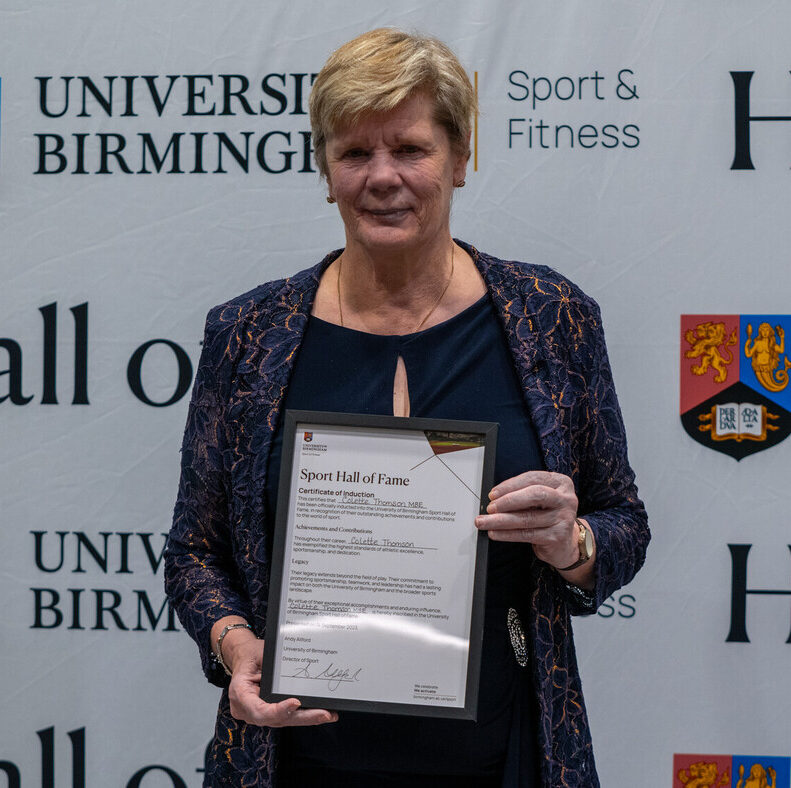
[261,410,497,719]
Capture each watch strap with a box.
[558,518,592,572]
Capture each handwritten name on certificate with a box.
[265,415,494,715]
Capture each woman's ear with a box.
[453,133,472,186]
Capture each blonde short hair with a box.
[309,28,477,178]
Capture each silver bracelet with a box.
[215,622,252,677]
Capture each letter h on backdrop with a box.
[727,544,791,642]
[730,71,791,169]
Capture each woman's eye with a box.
[398,145,421,155]
[344,148,368,159]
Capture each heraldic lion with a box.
[685,321,738,384]
[678,760,729,788]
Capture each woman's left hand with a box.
[474,470,583,571]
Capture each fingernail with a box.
[487,502,497,513]
[489,489,500,500]
[475,516,484,528]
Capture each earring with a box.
[455,180,465,187]
[326,195,336,204]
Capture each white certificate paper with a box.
[261,411,497,718]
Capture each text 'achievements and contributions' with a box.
[261,411,497,718]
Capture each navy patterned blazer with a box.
[165,241,649,787]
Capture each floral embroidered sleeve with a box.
[164,306,253,686]
[566,296,649,615]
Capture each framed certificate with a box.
[260,410,497,719]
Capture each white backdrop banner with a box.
[2,2,790,786]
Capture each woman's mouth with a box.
[365,208,410,221]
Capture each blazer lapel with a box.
[229,252,338,556]
[467,243,569,477]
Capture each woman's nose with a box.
[366,151,400,190]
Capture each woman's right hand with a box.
[216,619,339,727]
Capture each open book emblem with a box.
[680,315,791,460]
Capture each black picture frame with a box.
[260,409,498,719]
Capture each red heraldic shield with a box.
[680,314,791,460]
[673,753,733,788]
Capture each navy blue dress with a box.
[266,295,543,787]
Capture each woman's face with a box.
[325,93,468,256]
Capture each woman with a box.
[165,28,649,787]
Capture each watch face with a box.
[581,524,594,558]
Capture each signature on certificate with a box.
[286,661,363,691]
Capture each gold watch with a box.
[559,518,594,571]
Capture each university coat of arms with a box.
[680,314,791,459]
